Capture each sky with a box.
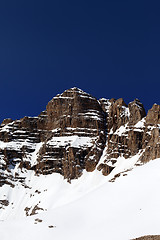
[0,0,160,122]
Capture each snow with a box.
[98,98,111,113]
[78,95,95,100]
[110,118,146,136]
[48,135,95,148]
[108,151,143,175]
[135,118,145,128]
[65,127,98,132]
[97,143,108,164]
[121,106,130,118]
[0,123,13,132]
[53,96,73,99]
[1,155,160,240]
[53,88,95,100]
[78,113,102,121]
[113,124,127,136]
[30,142,43,165]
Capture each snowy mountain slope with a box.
[1,158,160,240]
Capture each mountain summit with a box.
[0,87,159,185]
[1,88,160,239]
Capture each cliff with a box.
[0,87,160,188]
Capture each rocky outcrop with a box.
[0,88,106,183]
[46,88,105,134]
[97,99,160,175]
[146,104,160,125]
[128,99,146,125]
[102,98,129,132]
[0,87,160,185]
[132,236,160,240]
[35,88,106,180]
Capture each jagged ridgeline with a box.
[0,87,160,185]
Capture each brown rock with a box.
[1,87,160,185]
[107,98,129,132]
[97,163,114,176]
[46,87,105,135]
[146,104,160,125]
[132,236,160,240]
[1,118,13,126]
[128,99,146,125]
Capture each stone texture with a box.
[0,88,106,183]
[0,87,160,184]
[46,87,105,134]
[128,99,146,125]
[106,98,129,132]
[132,236,160,240]
[146,104,160,125]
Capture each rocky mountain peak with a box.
[128,98,146,125]
[46,87,104,135]
[1,118,13,126]
[146,103,160,125]
[0,87,160,186]
[50,87,95,102]
[0,88,160,240]
[103,97,129,132]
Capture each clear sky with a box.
[0,0,160,123]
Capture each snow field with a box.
[1,158,160,239]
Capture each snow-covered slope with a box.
[1,157,160,240]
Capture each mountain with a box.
[0,87,160,240]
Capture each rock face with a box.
[132,236,160,240]
[146,104,160,125]
[128,99,146,125]
[0,87,160,186]
[0,88,106,184]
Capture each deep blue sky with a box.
[0,0,160,122]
